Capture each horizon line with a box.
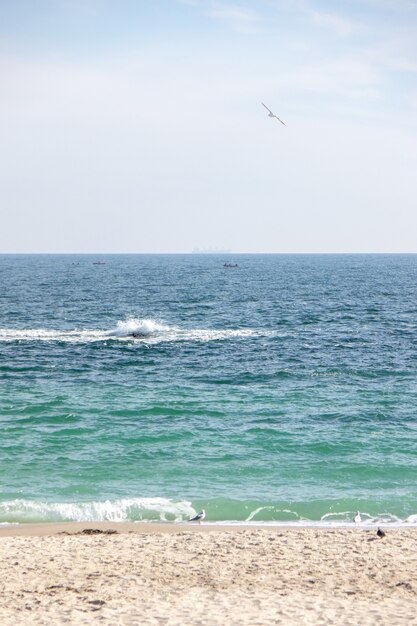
[1,251,417,256]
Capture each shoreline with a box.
[1,519,417,537]
[0,521,272,537]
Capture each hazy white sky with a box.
[1,0,416,253]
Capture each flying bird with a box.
[377,527,386,539]
[354,511,361,524]
[261,102,286,126]
[189,509,205,524]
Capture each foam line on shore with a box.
[2,520,417,538]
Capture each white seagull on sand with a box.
[261,102,286,126]
[189,509,205,524]
[354,511,361,524]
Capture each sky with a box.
[0,0,416,253]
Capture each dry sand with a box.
[1,522,416,625]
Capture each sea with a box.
[1,254,416,526]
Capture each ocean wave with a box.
[0,328,106,343]
[0,498,196,524]
[320,511,406,525]
[0,318,274,344]
[1,498,417,526]
[241,505,412,525]
[110,318,172,338]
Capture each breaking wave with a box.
[0,318,274,344]
[111,318,172,338]
[0,498,196,524]
[1,498,416,526]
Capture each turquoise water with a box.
[1,254,416,525]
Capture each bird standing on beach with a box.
[189,509,205,524]
[377,527,386,539]
[261,102,286,126]
[354,511,361,524]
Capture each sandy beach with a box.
[0,523,416,625]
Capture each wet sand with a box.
[1,523,416,625]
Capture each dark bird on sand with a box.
[377,527,386,539]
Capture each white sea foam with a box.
[245,506,274,522]
[245,506,302,522]
[205,520,417,528]
[0,328,106,343]
[241,509,416,527]
[0,318,274,344]
[108,318,274,344]
[110,318,172,338]
[0,498,195,524]
[1,499,416,526]
[321,511,406,525]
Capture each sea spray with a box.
[0,498,195,524]
[0,319,271,343]
[110,318,172,338]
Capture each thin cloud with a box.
[180,1,263,31]
[286,57,384,101]
[208,2,261,23]
[360,0,417,9]
[50,0,100,15]
[383,57,417,73]
[312,11,359,36]
[410,92,417,110]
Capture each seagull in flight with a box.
[188,509,205,524]
[261,102,286,126]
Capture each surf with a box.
[0,318,274,344]
[1,497,416,527]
